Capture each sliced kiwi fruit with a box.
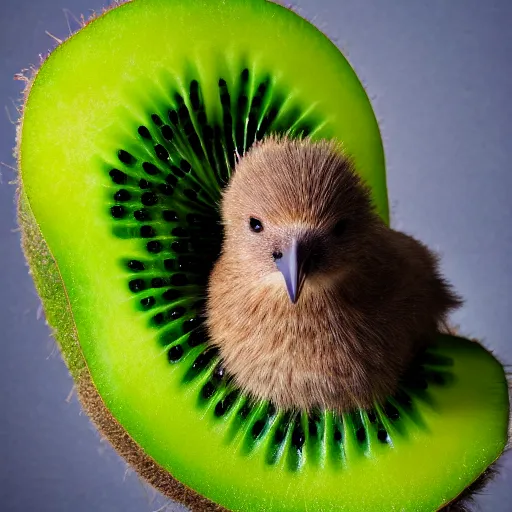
[17,0,509,510]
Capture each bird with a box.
[206,135,462,413]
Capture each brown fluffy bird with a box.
[206,136,461,412]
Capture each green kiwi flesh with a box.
[17,0,509,510]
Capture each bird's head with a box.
[220,136,379,303]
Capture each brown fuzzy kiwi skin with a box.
[14,1,511,511]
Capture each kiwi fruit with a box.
[17,0,509,510]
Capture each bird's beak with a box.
[276,237,309,304]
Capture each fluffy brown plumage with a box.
[206,136,461,412]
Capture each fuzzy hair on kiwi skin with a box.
[14,1,511,511]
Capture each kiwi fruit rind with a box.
[17,0,509,510]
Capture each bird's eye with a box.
[333,219,348,236]
[249,217,264,233]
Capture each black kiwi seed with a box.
[308,418,318,437]
[191,348,218,372]
[239,403,251,420]
[142,162,160,175]
[114,189,131,202]
[178,104,189,122]
[169,306,186,320]
[153,312,165,325]
[171,165,186,178]
[110,205,126,219]
[201,382,216,400]
[212,363,225,382]
[257,81,268,95]
[146,240,163,253]
[188,135,202,158]
[180,160,192,172]
[158,184,175,196]
[168,110,178,125]
[138,126,151,139]
[165,174,178,186]
[139,179,152,189]
[187,326,206,347]
[109,169,127,184]
[140,225,156,238]
[214,400,226,417]
[378,429,389,443]
[141,192,158,206]
[163,210,179,222]
[215,391,237,417]
[214,401,225,417]
[168,345,184,362]
[129,279,146,293]
[252,420,266,440]
[189,80,201,110]
[292,424,305,450]
[334,429,342,442]
[162,289,181,302]
[384,402,400,421]
[367,411,377,423]
[118,149,136,165]
[151,277,167,288]
[182,317,203,334]
[356,427,366,443]
[151,113,163,126]
[134,209,150,221]
[127,260,145,271]
[219,80,230,107]
[140,296,155,309]
[238,95,248,109]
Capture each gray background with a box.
[1,0,511,510]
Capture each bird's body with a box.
[207,137,461,412]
